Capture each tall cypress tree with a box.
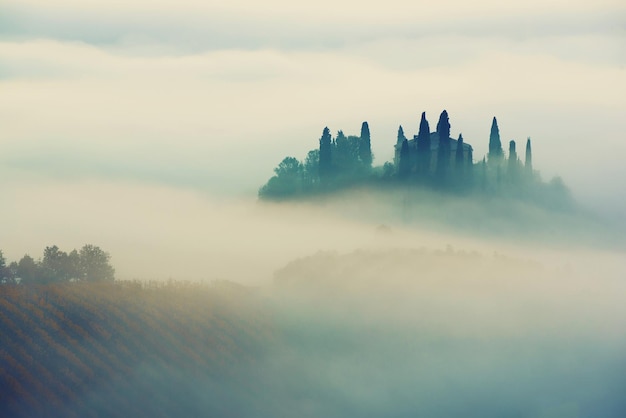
[397,125,406,145]
[488,117,503,164]
[319,127,332,181]
[508,140,518,183]
[455,133,464,171]
[416,112,431,175]
[398,138,411,179]
[525,137,533,175]
[466,146,474,186]
[436,110,451,183]
[395,125,406,168]
[508,140,517,161]
[359,121,372,168]
[334,130,351,174]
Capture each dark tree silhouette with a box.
[303,149,319,188]
[508,140,519,183]
[16,255,39,284]
[41,245,73,283]
[488,117,503,164]
[319,127,333,181]
[397,125,406,146]
[259,156,303,198]
[455,134,465,171]
[416,112,431,175]
[398,139,411,179]
[79,244,115,282]
[436,110,451,182]
[0,251,12,284]
[334,130,349,171]
[525,137,533,175]
[334,130,360,175]
[359,122,372,167]
[256,111,573,211]
[274,157,301,178]
[4,246,116,284]
[396,125,407,171]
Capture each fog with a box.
[1,174,624,282]
[3,169,626,418]
[37,194,624,417]
[1,1,625,214]
[2,1,626,416]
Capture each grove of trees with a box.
[0,244,115,285]
[259,122,374,199]
[258,110,574,211]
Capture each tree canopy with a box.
[1,244,115,285]
[258,110,574,211]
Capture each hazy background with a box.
[1,0,625,279]
[2,5,626,415]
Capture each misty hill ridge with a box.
[259,111,572,211]
[274,247,542,291]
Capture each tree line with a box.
[0,244,115,285]
[259,122,373,199]
[258,110,573,210]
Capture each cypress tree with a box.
[525,137,533,175]
[436,110,451,182]
[395,125,406,167]
[509,140,517,161]
[319,127,332,181]
[334,130,350,174]
[398,138,411,179]
[455,133,464,171]
[488,117,503,164]
[397,125,406,145]
[508,140,518,183]
[466,146,474,186]
[416,112,431,175]
[359,121,372,168]
[454,134,465,191]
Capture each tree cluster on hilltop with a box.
[0,244,115,285]
[259,122,374,199]
[259,110,573,211]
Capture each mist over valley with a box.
[1,0,625,416]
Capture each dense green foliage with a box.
[259,110,574,211]
[435,110,451,183]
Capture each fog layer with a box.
[50,243,625,418]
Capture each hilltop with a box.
[259,111,573,212]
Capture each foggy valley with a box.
[2,181,625,417]
[1,0,625,417]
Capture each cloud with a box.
[1,38,625,204]
[2,0,624,52]
[0,1,625,215]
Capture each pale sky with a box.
[1,0,625,276]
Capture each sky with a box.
[1,0,625,276]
